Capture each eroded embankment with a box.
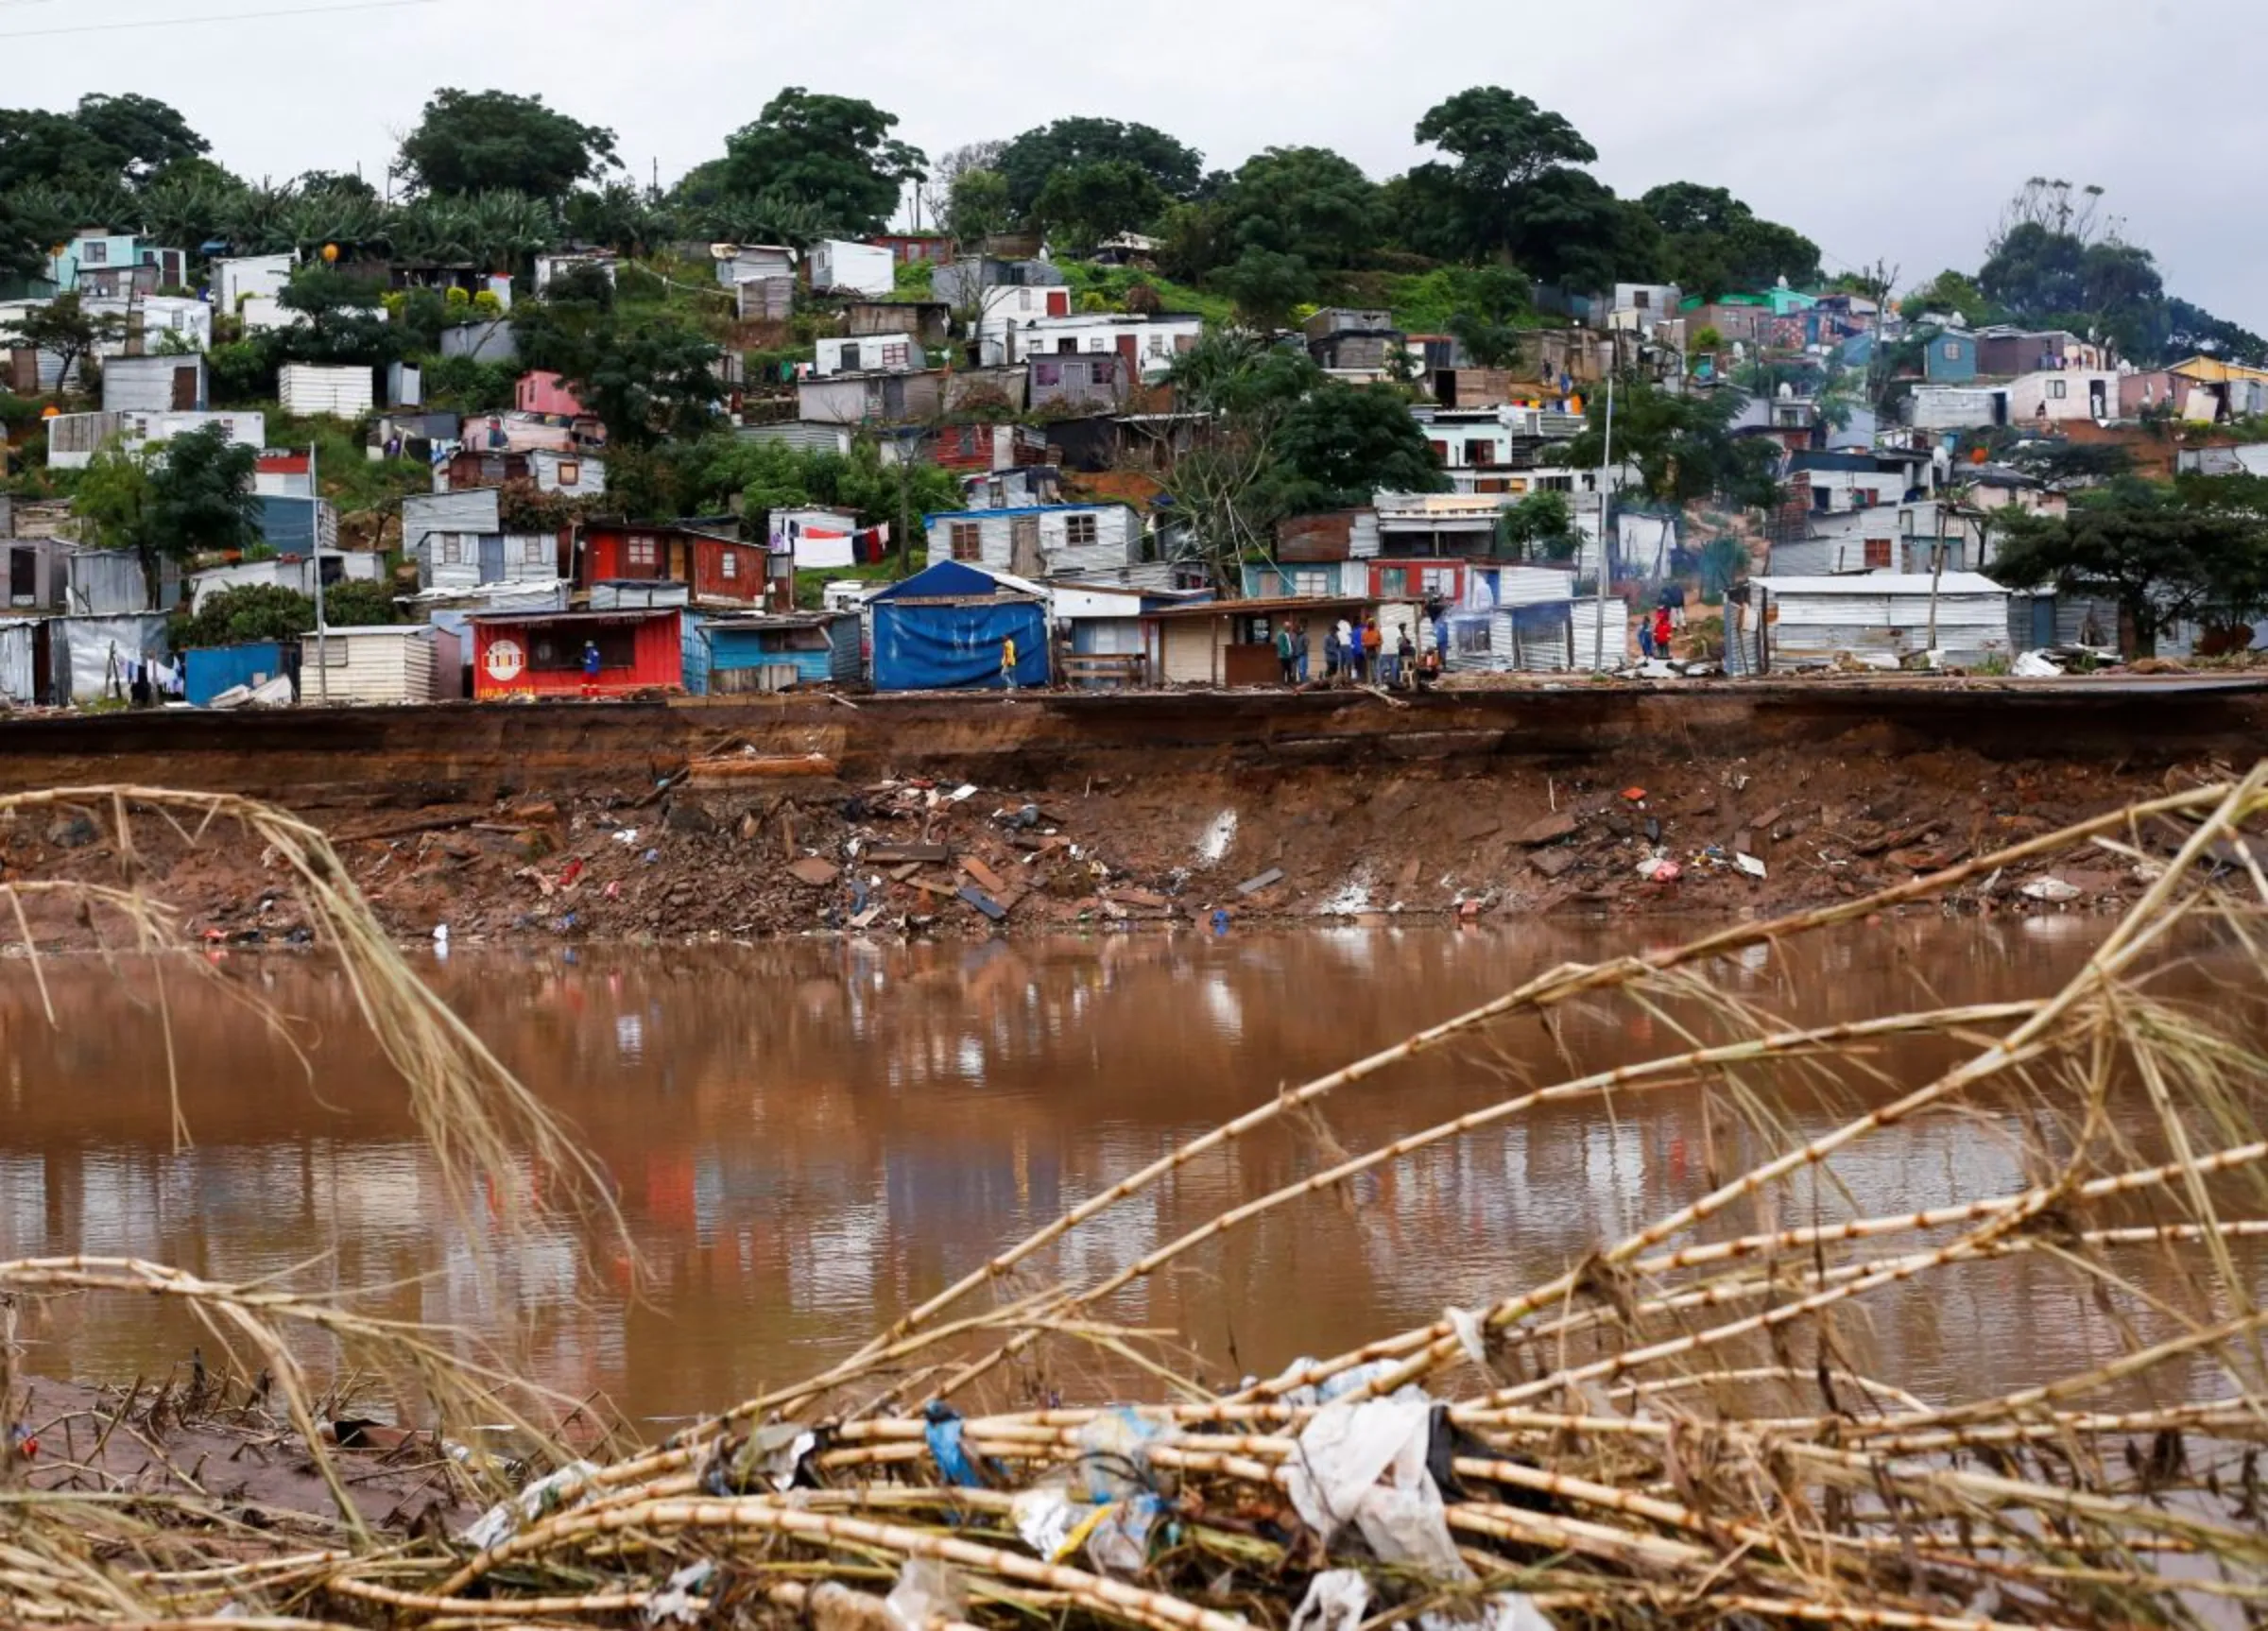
[0,679,2258,945]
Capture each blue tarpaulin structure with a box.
[869,561,1048,691]
[183,642,285,706]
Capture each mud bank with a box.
[0,678,2259,946]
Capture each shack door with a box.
[1046,289,1070,318]
[1009,516,1042,576]
[478,535,506,583]
[1115,334,1138,370]
[170,364,198,409]
[9,546,34,607]
[2030,595,2056,650]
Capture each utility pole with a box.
[310,440,329,703]
[1591,366,1617,672]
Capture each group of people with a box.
[1636,604,1678,662]
[1274,617,1439,690]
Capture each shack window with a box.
[1064,513,1098,547]
[2048,379,2068,400]
[440,537,464,564]
[1455,620,1493,656]
[720,550,739,579]
[522,536,549,565]
[1033,361,1061,386]
[531,627,636,670]
[557,459,579,487]
[79,239,107,265]
[1293,569,1332,596]
[1465,439,1497,468]
[1419,568,1458,597]
[1864,538,1893,570]
[950,523,982,561]
[626,535,659,571]
[1378,567,1407,597]
[1943,341,1963,360]
[880,342,908,369]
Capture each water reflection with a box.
[0,919,2259,1422]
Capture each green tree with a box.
[0,94,208,191]
[1565,378,1779,508]
[720,89,924,235]
[571,315,727,448]
[1446,265,1529,369]
[74,442,151,558]
[1264,383,1446,515]
[1405,86,1597,263]
[1210,146,1381,272]
[1031,160,1164,256]
[143,424,264,599]
[945,167,1011,246]
[995,118,1203,220]
[1991,477,2268,657]
[564,180,662,256]
[395,88,619,199]
[1904,269,1996,327]
[1639,181,1819,297]
[2,293,120,393]
[274,266,398,364]
[1494,490,1572,559]
[1213,248,1314,334]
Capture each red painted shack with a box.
[517,370,590,418]
[580,522,771,608]
[470,609,683,699]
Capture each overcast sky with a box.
[7,0,2259,323]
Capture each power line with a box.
[0,0,445,39]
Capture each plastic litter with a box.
[2022,877,2083,902]
[460,1459,600,1552]
[612,829,641,845]
[885,1557,965,1631]
[644,1558,714,1625]
[1421,1594,1556,1631]
[1447,1306,1488,1365]
[1072,1407,1174,1502]
[1283,1397,1464,1580]
[2012,650,2065,678]
[1010,1485,1081,1559]
[1736,852,1767,879]
[923,1401,987,1488]
[1084,1494,1167,1574]
[1637,854,1682,884]
[1290,1570,1371,1631]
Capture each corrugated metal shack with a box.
[54,613,171,705]
[279,364,375,419]
[102,355,207,413]
[686,611,862,695]
[301,625,461,705]
[1749,574,2010,669]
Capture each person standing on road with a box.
[1638,615,1656,661]
[1294,618,1311,683]
[1652,606,1674,661]
[1276,621,1297,685]
[1361,617,1383,684]
[1001,633,1019,692]
[580,640,602,699]
[1335,618,1356,684]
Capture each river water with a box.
[2,919,2257,1427]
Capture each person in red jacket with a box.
[1652,606,1675,660]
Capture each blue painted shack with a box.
[1924,330,1979,384]
[868,560,1048,692]
[683,611,862,695]
[183,643,287,706]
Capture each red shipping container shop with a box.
[470,609,683,699]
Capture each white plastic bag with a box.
[885,1557,965,1631]
[1290,1570,1371,1631]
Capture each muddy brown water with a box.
[3,919,2259,1429]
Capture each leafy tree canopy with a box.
[0,94,208,192]
[945,167,1011,246]
[1263,382,1447,516]
[1031,159,1165,257]
[1446,264,1529,369]
[172,580,398,649]
[1406,86,1597,264]
[1638,181,1819,299]
[395,88,619,199]
[1565,378,1779,509]
[995,118,1203,220]
[1212,248,1314,335]
[1,292,119,387]
[1209,146,1382,273]
[720,89,924,236]
[1992,476,2268,655]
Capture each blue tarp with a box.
[868,559,1004,602]
[183,643,284,707]
[873,600,1047,691]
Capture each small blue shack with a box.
[682,610,862,695]
[183,642,287,706]
[868,560,1048,692]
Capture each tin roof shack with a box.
[1747,574,2011,670]
[2005,369,2117,425]
[844,300,950,346]
[251,493,342,558]
[0,618,52,705]
[868,560,1049,692]
[471,607,683,698]
[183,642,289,708]
[809,239,896,298]
[1974,328,2104,378]
[66,548,176,614]
[814,335,926,377]
[1141,594,1374,688]
[925,503,1139,579]
[581,521,770,609]
[213,253,295,315]
[6,535,69,611]
[53,612,171,705]
[187,549,380,611]
[45,408,265,471]
[279,364,375,420]
[713,243,796,287]
[1306,307,1405,374]
[1027,352,1132,414]
[301,624,461,705]
[517,370,590,419]
[798,369,944,426]
[103,355,206,413]
[686,611,861,695]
